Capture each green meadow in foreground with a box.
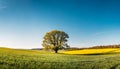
[1,48,120,69]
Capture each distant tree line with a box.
[89,44,120,49]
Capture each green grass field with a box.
[1,47,120,69]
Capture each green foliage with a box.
[42,30,69,53]
[1,48,120,69]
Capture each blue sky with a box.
[0,0,120,49]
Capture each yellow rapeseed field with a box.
[63,48,120,55]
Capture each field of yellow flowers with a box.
[63,48,120,55]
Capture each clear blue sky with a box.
[0,0,120,49]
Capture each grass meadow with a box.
[1,47,120,69]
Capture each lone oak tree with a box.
[42,30,69,53]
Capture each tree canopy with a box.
[42,30,69,53]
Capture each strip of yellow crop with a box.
[63,48,120,54]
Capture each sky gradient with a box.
[0,0,120,49]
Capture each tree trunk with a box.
[55,50,58,53]
[54,47,58,53]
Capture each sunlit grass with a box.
[1,47,120,69]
